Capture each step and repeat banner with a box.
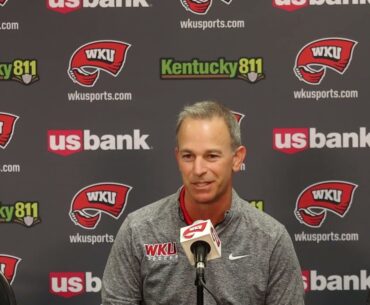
[1,1,369,305]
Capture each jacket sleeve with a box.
[101,215,142,305]
[265,226,305,305]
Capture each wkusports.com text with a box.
[293,88,359,101]
[67,90,133,102]
[0,21,19,31]
[0,164,21,173]
[179,18,246,30]
[294,231,359,243]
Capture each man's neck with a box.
[184,192,232,226]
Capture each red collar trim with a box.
[179,187,194,225]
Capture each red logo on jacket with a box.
[144,242,178,260]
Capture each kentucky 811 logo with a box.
[69,183,132,229]
[180,0,232,15]
[294,38,357,85]
[0,0,9,7]
[68,40,130,87]
[0,59,39,85]
[295,181,357,228]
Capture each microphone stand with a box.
[197,284,204,305]
[191,241,210,305]
[195,261,205,305]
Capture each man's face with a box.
[175,117,245,206]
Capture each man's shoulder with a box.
[235,195,286,239]
[125,192,179,227]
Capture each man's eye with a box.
[208,154,219,160]
[182,154,193,160]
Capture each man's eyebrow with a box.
[179,148,223,154]
[206,149,223,154]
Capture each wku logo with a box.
[295,181,357,228]
[0,255,21,284]
[0,0,9,7]
[231,111,245,125]
[180,0,232,15]
[144,242,178,260]
[0,113,18,149]
[183,221,207,239]
[69,183,132,229]
[68,40,130,87]
[294,38,357,85]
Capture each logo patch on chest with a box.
[144,242,178,261]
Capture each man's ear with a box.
[232,146,247,172]
[175,147,180,163]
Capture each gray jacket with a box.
[102,189,305,305]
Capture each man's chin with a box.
[188,193,215,205]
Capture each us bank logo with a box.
[49,272,101,298]
[273,127,370,154]
[273,0,370,12]
[302,270,370,292]
[47,0,150,14]
[180,0,232,15]
[47,129,151,156]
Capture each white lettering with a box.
[85,272,102,292]
[86,191,117,204]
[312,189,342,202]
[85,49,115,62]
[312,46,341,59]
[48,134,81,151]
[309,128,326,148]
[82,0,149,7]
[48,0,80,8]
[359,127,370,147]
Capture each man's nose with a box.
[193,157,207,176]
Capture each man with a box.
[102,101,305,305]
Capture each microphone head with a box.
[180,219,221,265]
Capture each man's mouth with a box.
[192,181,212,188]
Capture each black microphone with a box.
[180,219,221,266]
[180,220,221,286]
[191,240,211,281]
